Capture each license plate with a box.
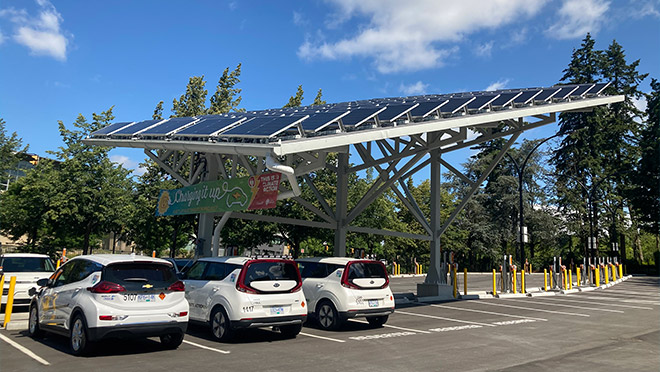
[270,306,285,315]
[123,293,157,302]
[368,300,379,307]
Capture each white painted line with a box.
[429,304,548,322]
[604,290,660,297]
[577,295,660,305]
[0,333,50,366]
[478,301,590,317]
[504,299,624,313]
[182,339,230,354]
[549,297,654,310]
[299,332,346,343]
[349,319,431,334]
[395,310,496,327]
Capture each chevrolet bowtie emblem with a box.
[142,284,154,289]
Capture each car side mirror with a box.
[36,278,50,287]
[28,287,37,297]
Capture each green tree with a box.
[153,101,164,120]
[0,118,28,177]
[312,89,326,105]
[208,63,244,114]
[171,76,208,117]
[283,85,304,108]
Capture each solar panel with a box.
[513,90,542,104]
[90,122,135,137]
[175,116,245,137]
[585,82,609,95]
[111,119,162,136]
[490,92,522,108]
[439,97,475,114]
[139,117,198,136]
[568,84,593,97]
[220,115,307,138]
[341,107,387,127]
[552,86,579,100]
[409,100,449,117]
[378,103,418,122]
[300,111,350,132]
[533,88,561,102]
[466,95,498,110]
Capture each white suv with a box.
[28,254,189,355]
[296,258,394,330]
[1,253,55,307]
[183,257,306,341]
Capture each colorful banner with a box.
[155,172,281,216]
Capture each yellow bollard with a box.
[464,268,468,296]
[618,264,623,279]
[549,269,553,289]
[512,268,517,294]
[492,269,497,296]
[530,264,533,273]
[569,270,573,290]
[612,265,617,280]
[521,269,526,294]
[0,274,4,304]
[595,267,600,287]
[577,267,581,287]
[3,276,17,328]
[56,259,61,269]
[453,267,458,298]
[544,269,548,291]
[563,269,567,289]
[604,265,609,284]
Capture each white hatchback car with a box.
[296,257,395,330]
[1,253,55,307]
[28,254,189,355]
[183,257,306,341]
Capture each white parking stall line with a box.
[478,301,590,317]
[0,333,50,366]
[182,339,231,354]
[578,295,660,306]
[549,297,654,310]
[504,299,624,313]
[604,290,660,297]
[299,332,346,343]
[429,304,548,322]
[349,319,432,334]
[395,310,496,327]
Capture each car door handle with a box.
[211,288,219,292]
[316,284,324,288]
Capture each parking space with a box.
[1,276,658,371]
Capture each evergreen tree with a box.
[153,101,164,120]
[312,89,326,105]
[171,76,208,117]
[208,63,244,114]
[0,118,28,177]
[283,85,304,108]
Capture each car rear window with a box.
[243,261,299,284]
[347,262,388,280]
[103,263,177,291]
[0,257,55,272]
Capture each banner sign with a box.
[156,172,281,216]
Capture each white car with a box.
[183,257,306,341]
[1,253,55,307]
[296,257,395,330]
[28,254,189,355]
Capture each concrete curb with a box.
[528,291,557,297]
[2,312,29,331]
[560,289,581,294]
[495,293,527,299]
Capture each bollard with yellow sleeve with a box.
[0,274,4,304]
[595,267,600,287]
[463,268,468,296]
[521,269,525,294]
[611,264,617,280]
[549,267,554,289]
[618,264,623,279]
[604,265,609,284]
[492,269,497,296]
[512,268,517,294]
[577,267,581,287]
[56,259,61,269]
[544,269,548,291]
[452,266,458,298]
[568,270,573,290]
[3,276,17,328]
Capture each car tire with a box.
[160,332,184,349]
[70,314,90,356]
[366,315,388,328]
[210,306,233,342]
[316,300,341,331]
[28,305,44,338]
[279,323,302,338]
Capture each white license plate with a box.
[123,293,157,302]
[270,306,285,315]
[368,300,379,307]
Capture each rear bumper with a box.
[231,314,306,329]
[87,321,187,341]
[339,307,394,320]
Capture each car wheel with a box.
[160,332,184,349]
[210,307,233,342]
[316,301,341,331]
[367,315,389,328]
[70,314,90,356]
[28,305,44,338]
[279,323,302,338]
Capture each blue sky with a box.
[1,0,658,178]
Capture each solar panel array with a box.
[90,83,609,144]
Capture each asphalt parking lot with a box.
[1,276,658,372]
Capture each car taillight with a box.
[167,280,185,292]
[88,281,126,293]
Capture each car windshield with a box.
[244,261,299,284]
[175,259,193,271]
[103,263,177,291]
[347,262,387,280]
[0,257,55,272]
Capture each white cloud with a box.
[293,11,306,26]
[400,81,429,95]
[474,41,493,58]
[629,0,660,18]
[546,0,610,40]
[0,0,71,61]
[110,155,146,176]
[485,79,510,91]
[298,0,548,73]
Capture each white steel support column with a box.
[196,153,218,258]
[334,152,349,257]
